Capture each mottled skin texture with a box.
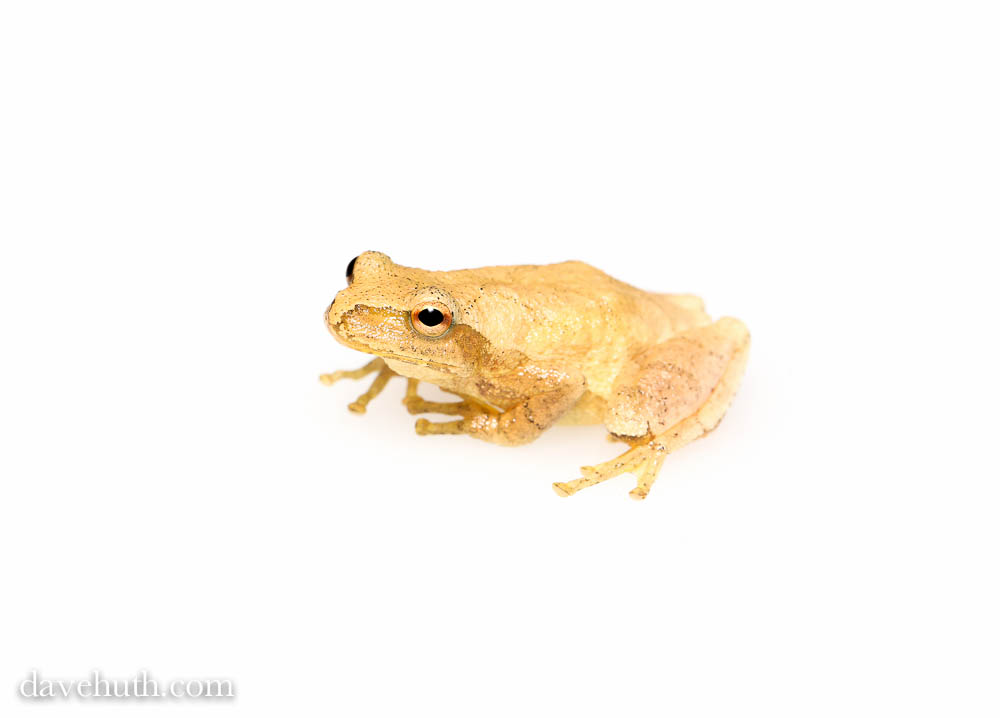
[322,251,749,500]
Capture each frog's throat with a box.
[329,327,462,373]
[331,334,462,373]
[378,353,461,373]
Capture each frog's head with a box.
[325,251,488,376]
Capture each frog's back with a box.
[445,260,710,398]
[462,259,709,336]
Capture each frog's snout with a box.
[324,292,361,344]
[324,297,342,338]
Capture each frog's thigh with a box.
[605,317,749,439]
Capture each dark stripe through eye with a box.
[346,256,358,280]
[417,308,444,327]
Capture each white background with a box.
[1,1,998,716]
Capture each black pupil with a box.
[418,308,444,327]
[345,256,358,279]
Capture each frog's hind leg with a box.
[319,357,397,414]
[553,317,750,500]
[554,405,724,500]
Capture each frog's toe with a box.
[551,475,598,498]
[319,357,385,386]
[555,442,666,499]
[628,486,649,501]
[414,418,465,435]
[404,397,469,416]
[551,482,575,497]
[346,366,394,413]
[321,358,398,414]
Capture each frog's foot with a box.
[403,378,470,416]
[319,357,396,414]
[403,379,499,437]
[553,437,667,501]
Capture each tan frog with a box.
[321,251,749,500]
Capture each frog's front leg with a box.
[406,369,586,447]
[402,379,474,418]
[404,380,495,437]
[319,357,398,414]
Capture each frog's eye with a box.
[345,256,359,285]
[410,302,453,337]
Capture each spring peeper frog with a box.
[321,251,749,500]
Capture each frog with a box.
[321,251,750,500]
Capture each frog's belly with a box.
[383,357,459,387]
[557,391,607,426]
